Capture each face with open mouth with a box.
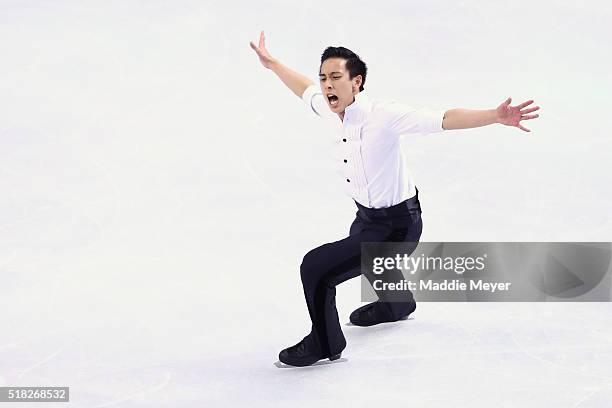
[318,57,361,116]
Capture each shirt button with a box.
[343,159,347,163]
[346,178,350,182]
[342,138,347,142]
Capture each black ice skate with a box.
[349,300,416,327]
[278,340,341,367]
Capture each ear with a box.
[353,75,363,91]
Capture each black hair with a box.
[320,46,367,92]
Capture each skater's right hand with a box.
[250,30,277,69]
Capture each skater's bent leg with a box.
[381,212,423,319]
[299,226,392,355]
[354,213,423,322]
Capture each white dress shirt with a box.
[301,84,446,209]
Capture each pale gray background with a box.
[1,0,611,406]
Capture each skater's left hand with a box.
[496,97,540,132]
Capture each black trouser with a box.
[299,188,423,357]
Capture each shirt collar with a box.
[343,90,371,124]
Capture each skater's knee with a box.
[300,247,329,286]
[300,251,317,284]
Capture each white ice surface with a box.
[1,0,612,406]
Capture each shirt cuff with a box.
[418,108,446,135]
[302,84,322,116]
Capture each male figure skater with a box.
[250,31,540,367]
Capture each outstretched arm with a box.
[249,31,313,98]
[442,97,540,132]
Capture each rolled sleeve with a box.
[301,84,328,118]
[414,108,446,135]
[384,101,446,136]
